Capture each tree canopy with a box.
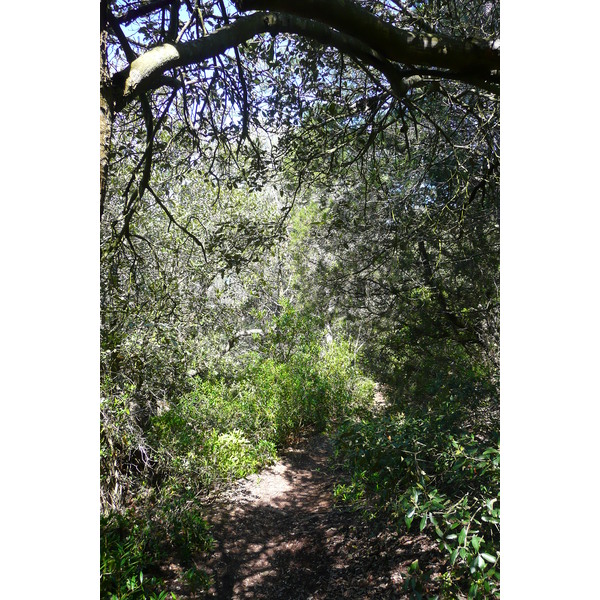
[101,0,499,212]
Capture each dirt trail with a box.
[188,434,443,599]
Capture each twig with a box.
[147,185,208,262]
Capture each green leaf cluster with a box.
[334,400,499,598]
[101,304,375,598]
[100,510,201,600]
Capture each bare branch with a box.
[167,0,181,41]
[147,186,208,262]
[217,0,250,148]
[117,0,175,25]
[107,11,138,62]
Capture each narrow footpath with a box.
[190,434,444,599]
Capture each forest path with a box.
[165,389,443,599]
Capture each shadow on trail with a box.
[213,507,333,599]
[203,438,444,600]
[208,445,338,599]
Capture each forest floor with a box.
[157,390,447,599]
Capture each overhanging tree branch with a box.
[236,0,499,73]
[117,0,174,25]
[111,11,498,112]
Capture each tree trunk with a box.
[100,2,114,217]
[100,85,113,218]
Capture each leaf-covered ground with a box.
[157,434,447,599]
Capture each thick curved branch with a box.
[112,11,497,111]
[112,12,268,110]
[237,0,499,74]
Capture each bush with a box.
[149,377,278,492]
[101,383,154,512]
[206,429,277,480]
[101,500,214,600]
[101,511,147,600]
[100,510,181,600]
[334,401,499,598]
[147,314,375,495]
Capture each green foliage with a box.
[149,305,373,495]
[100,511,183,600]
[207,429,276,480]
[182,566,212,593]
[100,512,147,600]
[334,400,499,598]
[100,500,214,599]
[256,306,373,442]
[158,495,215,563]
[101,301,374,596]
[149,381,277,494]
[101,1,499,594]
[385,336,498,413]
[102,299,373,515]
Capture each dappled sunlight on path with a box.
[193,436,444,599]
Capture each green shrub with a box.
[334,402,499,598]
[207,429,277,480]
[101,301,377,597]
[101,511,144,599]
[149,377,279,492]
[242,330,373,444]
[159,496,215,562]
[101,383,153,513]
[351,376,376,408]
[101,500,214,599]
[100,511,173,600]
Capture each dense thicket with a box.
[100,1,499,597]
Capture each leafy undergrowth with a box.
[100,306,375,599]
[101,507,213,600]
[333,397,499,599]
